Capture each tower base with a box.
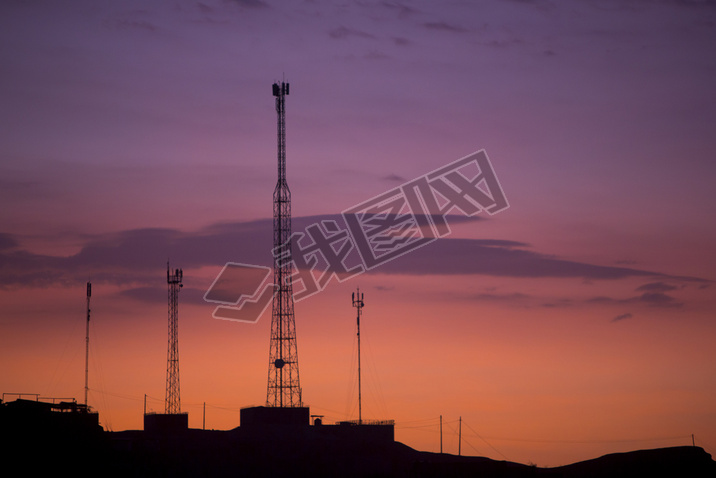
[144,413,188,434]
[240,406,310,428]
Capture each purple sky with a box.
[1,0,715,467]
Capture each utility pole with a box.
[440,415,443,454]
[352,288,364,424]
[459,416,462,456]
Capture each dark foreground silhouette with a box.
[2,399,714,477]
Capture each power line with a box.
[462,420,509,460]
[477,434,694,445]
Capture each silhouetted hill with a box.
[549,446,716,478]
[2,401,714,478]
[10,428,713,478]
[401,446,716,478]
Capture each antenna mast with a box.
[267,81,302,408]
[165,262,183,414]
[352,288,364,424]
[84,281,91,408]
[459,416,462,456]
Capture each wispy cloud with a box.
[329,26,376,40]
[225,0,269,9]
[0,233,19,251]
[637,291,683,307]
[392,36,411,46]
[378,237,703,282]
[635,281,678,293]
[382,173,406,182]
[471,291,531,303]
[379,1,420,18]
[588,291,684,308]
[364,49,390,60]
[612,312,633,322]
[118,285,209,306]
[422,21,467,33]
[102,9,159,32]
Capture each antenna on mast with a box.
[352,288,365,425]
[84,281,91,409]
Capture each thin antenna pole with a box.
[84,281,91,408]
[352,288,364,425]
[458,416,462,456]
[203,402,206,430]
[440,415,443,453]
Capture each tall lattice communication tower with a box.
[266,81,302,408]
[165,262,183,414]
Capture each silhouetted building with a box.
[144,412,188,434]
[240,405,310,428]
[0,396,101,433]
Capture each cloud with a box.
[197,3,213,14]
[374,285,395,291]
[392,36,411,46]
[422,21,467,33]
[118,285,210,306]
[541,298,576,308]
[665,0,716,8]
[0,216,708,292]
[0,220,271,289]
[383,173,406,182]
[329,26,376,40]
[0,233,19,251]
[108,19,157,32]
[225,0,269,8]
[377,237,701,282]
[588,291,684,309]
[637,292,683,307]
[485,38,526,49]
[612,312,633,322]
[635,281,677,293]
[470,291,531,303]
[364,49,390,60]
[102,10,159,32]
[379,1,420,18]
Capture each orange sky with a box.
[2,267,714,467]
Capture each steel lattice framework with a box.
[266,81,302,408]
[165,263,183,414]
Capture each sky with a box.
[1,0,716,468]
